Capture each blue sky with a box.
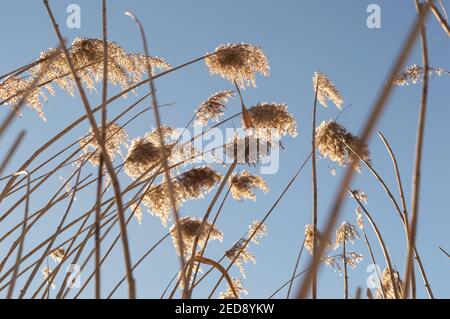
[0,0,449,299]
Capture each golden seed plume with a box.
[49,248,65,263]
[304,224,332,255]
[32,38,171,95]
[205,43,269,88]
[315,120,370,172]
[79,122,128,166]
[335,221,360,248]
[142,167,222,226]
[195,90,235,126]
[229,171,269,201]
[225,239,256,278]
[219,278,248,299]
[247,102,298,138]
[313,72,344,109]
[248,220,268,245]
[376,268,403,299]
[170,216,223,257]
[393,64,447,86]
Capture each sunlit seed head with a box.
[0,76,50,120]
[355,207,364,230]
[376,268,403,299]
[49,248,65,263]
[195,90,235,126]
[315,120,370,172]
[313,72,344,109]
[248,220,268,245]
[31,38,171,96]
[247,102,298,139]
[393,64,448,86]
[205,43,269,88]
[219,278,248,299]
[170,216,223,257]
[225,239,256,278]
[80,122,128,167]
[324,252,363,274]
[335,221,360,248]
[142,167,221,226]
[229,171,269,201]
[304,224,332,255]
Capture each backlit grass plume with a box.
[229,171,269,201]
[304,224,332,255]
[80,122,128,166]
[195,90,235,126]
[32,38,171,95]
[219,278,248,299]
[315,120,370,172]
[205,43,269,88]
[142,167,221,226]
[170,216,223,257]
[247,102,298,138]
[376,268,403,299]
[393,64,448,86]
[313,72,344,109]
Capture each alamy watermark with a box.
[367,4,381,29]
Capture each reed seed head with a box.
[195,90,235,126]
[80,122,128,166]
[219,278,248,299]
[32,38,171,95]
[170,216,223,257]
[315,120,370,172]
[313,72,344,109]
[49,248,65,263]
[247,102,298,138]
[304,224,332,255]
[335,221,360,248]
[229,171,268,201]
[225,239,256,278]
[393,64,446,86]
[205,43,269,88]
[248,220,268,245]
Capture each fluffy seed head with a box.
[225,239,256,278]
[195,90,235,126]
[229,171,268,201]
[247,103,297,138]
[170,216,223,257]
[80,123,128,166]
[32,38,171,95]
[376,268,403,299]
[142,167,221,226]
[49,248,65,263]
[315,120,370,172]
[304,224,332,255]
[335,221,360,248]
[393,64,447,86]
[219,278,248,299]
[313,72,344,109]
[248,220,268,245]
[205,43,269,88]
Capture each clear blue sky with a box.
[0,0,448,299]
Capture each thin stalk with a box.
[125,11,187,297]
[343,240,348,299]
[311,79,319,299]
[404,0,430,299]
